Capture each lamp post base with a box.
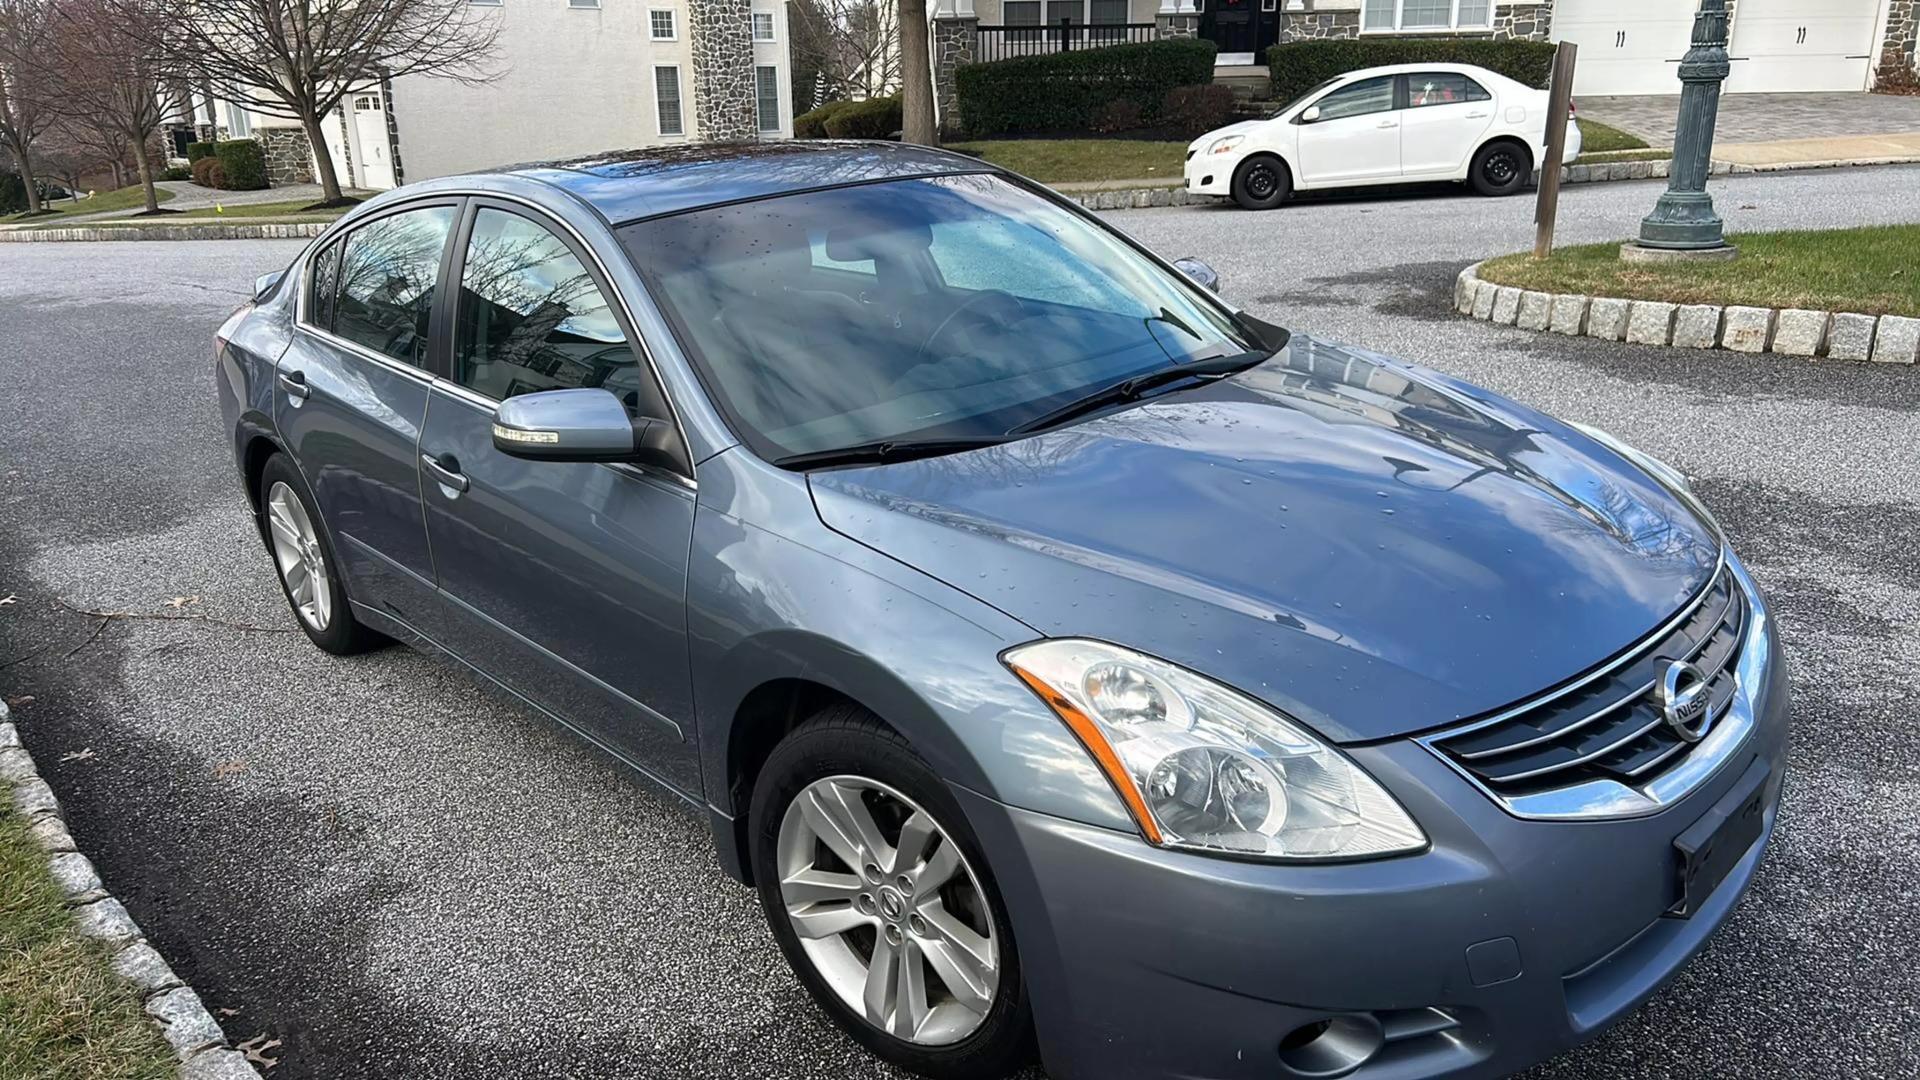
[1619,241,1739,264]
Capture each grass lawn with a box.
[947,140,1187,185]
[0,807,173,1080]
[1576,118,1650,154]
[1480,224,1920,318]
[1572,148,1672,165]
[27,198,352,231]
[6,185,175,221]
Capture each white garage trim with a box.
[1726,0,1880,93]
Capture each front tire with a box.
[1231,154,1291,210]
[750,705,1033,1080]
[258,453,385,656]
[1470,140,1531,197]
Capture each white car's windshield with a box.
[619,173,1261,463]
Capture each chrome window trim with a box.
[290,188,697,490]
[1415,551,1764,821]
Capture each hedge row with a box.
[1266,39,1557,104]
[187,139,269,191]
[956,38,1217,137]
[794,96,903,139]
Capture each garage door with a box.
[1726,0,1878,93]
[1553,0,1697,97]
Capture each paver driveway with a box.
[1576,91,1920,147]
[2,167,1917,1079]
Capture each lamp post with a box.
[1622,0,1736,264]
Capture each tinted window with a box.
[453,208,657,416]
[307,240,341,330]
[1313,76,1395,121]
[333,206,454,367]
[620,174,1258,460]
[1407,73,1491,108]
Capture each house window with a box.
[226,103,252,137]
[1362,0,1493,32]
[755,66,780,132]
[568,0,599,7]
[655,66,684,136]
[1090,0,1126,24]
[650,9,675,39]
[1045,0,1078,24]
[752,11,775,40]
[1003,0,1040,24]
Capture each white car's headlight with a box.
[1005,640,1426,861]
[1570,423,1723,539]
[1208,134,1246,156]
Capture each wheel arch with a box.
[1475,134,1535,173]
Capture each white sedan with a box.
[1184,63,1581,210]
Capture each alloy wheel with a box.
[776,775,1000,1046]
[265,480,332,632]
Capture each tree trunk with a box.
[133,140,159,213]
[111,160,126,189]
[11,144,43,213]
[898,0,936,146]
[303,111,344,204]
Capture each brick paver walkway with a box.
[1576,92,1920,148]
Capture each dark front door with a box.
[1205,0,1257,54]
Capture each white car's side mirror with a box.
[1301,105,1322,123]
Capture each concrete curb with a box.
[0,222,328,243]
[0,698,263,1079]
[1453,261,1920,364]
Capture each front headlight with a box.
[1004,640,1426,861]
[1570,423,1723,540]
[1208,134,1246,155]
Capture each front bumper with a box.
[1183,149,1237,197]
[961,556,1788,1080]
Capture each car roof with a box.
[493,141,996,225]
[1333,62,1523,83]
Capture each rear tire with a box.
[1231,154,1291,210]
[258,453,385,656]
[1470,140,1531,197]
[750,705,1034,1080]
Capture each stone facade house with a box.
[165,0,793,192]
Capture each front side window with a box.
[1406,73,1490,108]
[452,208,658,415]
[620,174,1259,461]
[332,205,455,367]
[1363,0,1493,32]
[655,66,684,136]
[1311,76,1395,122]
[755,66,780,132]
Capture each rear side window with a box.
[1406,73,1491,108]
[333,205,456,368]
[307,240,341,330]
[451,207,664,418]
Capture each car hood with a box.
[808,336,1720,744]
[1188,120,1268,153]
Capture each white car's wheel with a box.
[1470,140,1531,197]
[1232,155,1291,211]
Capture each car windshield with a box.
[1272,77,1342,119]
[618,173,1261,462]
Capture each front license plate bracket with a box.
[1670,757,1768,918]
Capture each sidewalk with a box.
[1713,131,1920,168]
[11,181,333,229]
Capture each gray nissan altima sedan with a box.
[213,142,1787,1080]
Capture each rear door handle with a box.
[278,369,312,400]
[421,453,470,493]
[1466,111,1489,118]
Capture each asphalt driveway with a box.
[2,167,1918,1079]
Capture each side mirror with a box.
[1173,257,1222,294]
[1301,105,1322,123]
[253,269,286,299]
[491,388,683,473]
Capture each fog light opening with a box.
[1276,1013,1384,1078]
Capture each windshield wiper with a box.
[773,435,1009,470]
[1005,350,1268,437]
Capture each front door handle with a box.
[421,453,470,493]
[1377,119,1399,129]
[278,369,312,400]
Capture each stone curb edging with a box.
[0,222,329,243]
[0,699,263,1080]
[1453,261,1920,364]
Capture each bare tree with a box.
[50,0,185,214]
[0,0,57,214]
[897,0,934,144]
[136,0,499,205]
[789,0,901,105]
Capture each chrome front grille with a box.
[1425,562,1747,809]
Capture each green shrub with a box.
[1089,98,1145,134]
[0,171,25,214]
[1266,39,1557,104]
[213,139,268,190]
[1160,84,1236,137]
[185,140,217,163]
[794,99,855,138]
[956,38,1217,137]
[161,165,192,181]
[822,95,902,139]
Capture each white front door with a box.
[1554,0,1696,97]
[351,94,396,190]
[1726,0,1878,93]
[1294,75,1402,187]
[1399,71,1497,179]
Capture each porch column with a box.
[931,0,979,138]
[1156,0,1199,40]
